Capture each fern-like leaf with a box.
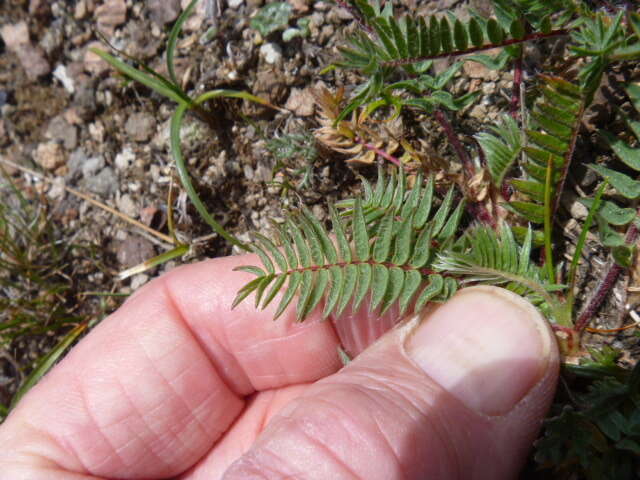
[505,76,585,227]
[588,83,640,266]
[433,224,555,305]
[476,114,522,187]
[233,171,465,321]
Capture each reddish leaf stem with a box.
[434,109,474,179]
[510,50,523,119]
[355,138,404,169]
[575,219,640,331]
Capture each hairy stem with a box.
[575,216,640,331]
[510,50,523,119]
[382,30,568,68]
[354,138,404,169]
[434,110,474,178]
[334,0,374,34]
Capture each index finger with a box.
[0,255,342,479]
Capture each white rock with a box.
[34,142,65,171]
[115,146,135,170]
[259,43,282,64]
[228,0,244,8]
[53,65,75,94]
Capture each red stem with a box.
[575,219,640,331]
[434,110,474,179]
[355,138,404,169]
[511,51,523,119]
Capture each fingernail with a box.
[406,286,553,416]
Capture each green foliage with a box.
[91,0,282,252]
[503,76,584,225]
[535,353,640,480]
[433,224,562,314]
[588,84,640,266]
[233,168,463,321]
[476,114,522,187]
[250,2,293,37]
[268,131,318,189]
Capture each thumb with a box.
[223,286,559,480]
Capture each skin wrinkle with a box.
[110,373,171,472]
[290,418,362,479]
[283,393,393,478]
[161,280,244,400]
[63,370,136,474]
[327,354,467,479]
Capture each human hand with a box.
[0,254,558,479]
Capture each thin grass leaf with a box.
[171,103,249,250]
[91,49,189,105]
[10,323,88,410]
[167,0,199,85]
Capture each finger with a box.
[0,255,342,479]
[224,287,560,480]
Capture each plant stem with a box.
[382,30,569,68]
[567,181,607,306]
[334,0,374,34]
[575,214,640,331]
[354,138,404,169]
[434,110,475,179]
[510,49,523,119]
[543,156,556,283]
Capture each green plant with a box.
[0,171,96,419]
[227,1,640,477]
[89,0,640,476]
[93,0,277,258]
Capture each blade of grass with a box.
[117,244,190,280]
[543,154,555,283]
[91,48,191,105]
[567,181,607,306]
[171,101,251,250]
[167,0,200,86]
[0,157,175,245]
[9,323,88,410]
